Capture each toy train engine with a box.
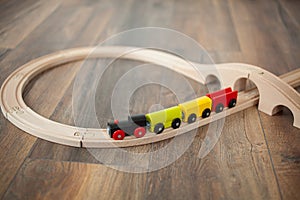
[107,114,147,140]
[206,87,238,113]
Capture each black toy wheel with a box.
[171,118,181,129]
[202,108,211,118]
[215,103,224,113]
[187,113,197,124]
[154,123,164,134]
[228,99,237,108]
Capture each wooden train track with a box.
[0,46,299,148]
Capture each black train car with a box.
[107,114,147,140]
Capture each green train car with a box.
[146,106,182,134]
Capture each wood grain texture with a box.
[3,158,149,199]
[145,108,282,200]
[0,0,299,199]
[0,0,61,48]
[259,107,300,200]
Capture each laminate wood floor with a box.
[0,0,299,199]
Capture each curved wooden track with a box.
[0,46,299,148]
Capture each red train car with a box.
[206,87,238,113]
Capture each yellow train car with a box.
[178,96,212,123]
[146,106,181,134]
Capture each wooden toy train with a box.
[107,87,238,140]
